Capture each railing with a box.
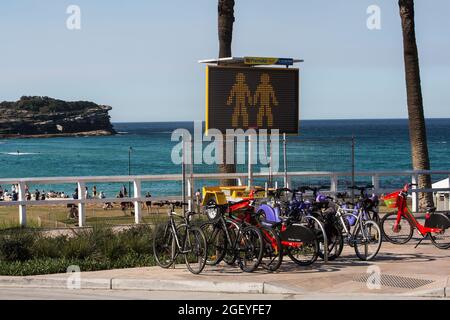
[0,170,449,227]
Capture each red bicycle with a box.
[380,183,450,249]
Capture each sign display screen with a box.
[205,66,299,134]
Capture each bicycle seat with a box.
[426,206,437,213]
[185,211,197,218]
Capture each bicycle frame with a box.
[394,190,442,236]
[167,213,193,255]
[336,205,371,244]
[208,213,243,257]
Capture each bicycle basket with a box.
[382,190,400,208]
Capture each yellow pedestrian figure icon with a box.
[254,73,278,127]
[227,73,252,127]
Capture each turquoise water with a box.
[0,119,449,196]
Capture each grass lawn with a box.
[0,203,183,229]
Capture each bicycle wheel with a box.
[201,221,226,265]
[430,228,450,249]
[237,225,264,272]
[318,223,344,261]
[286,226,319,266]
[381,212,413,244]
[184,226,207,274]
[427,213,450,249]
[153,223,175,268]
[223,220,239,266]
[354,220,382,261]
[260,227,283,272]
[368,210,381,226]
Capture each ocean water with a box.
[0,119,449,196]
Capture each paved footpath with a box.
[0,241,449,299]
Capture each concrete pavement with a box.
[0,287,444,300]
[0,242,449,299]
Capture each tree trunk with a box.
[218,0,236,186]
[398,0,434,209]
[218,0,235,59]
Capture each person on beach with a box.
[117,188,127,213]
[72,188,78,200]
[100,191,112,210]
[92,185,97,198]
[145,192,152,213]
[195,189,202,213]
[34,189,40,201]
[67,188,79,219]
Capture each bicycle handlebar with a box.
[153,200,189,208]
[348,184,374,191]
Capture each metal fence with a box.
[1,134,449,228]
[2,169,450,228]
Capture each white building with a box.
[432,178,450,211]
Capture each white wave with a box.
[117,131,129,134]
[437,141,447,144]
[1,152,39,156]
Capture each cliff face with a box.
[0,96,116,137]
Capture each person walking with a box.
[195,189,202,213]
[145,192,152,213]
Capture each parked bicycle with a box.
[301,184,382,261]
[153,201,207,274]
[200,196,265,272]
[256,187,320,266]
[328,186,382,261]
[381,183,450,249]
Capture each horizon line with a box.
[111,117,450,124]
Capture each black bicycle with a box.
[153,201,207,274]
[200,203,264,273]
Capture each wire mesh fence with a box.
[2,132,450,229]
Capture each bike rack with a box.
[303,215,328,263]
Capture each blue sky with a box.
[0,0,449,122]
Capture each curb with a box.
[0,276,111,290]
[0,276,448,298]
[111,279,264,294]
[0,277,308,295]
[398,287,446,298]
[262,282,305,295]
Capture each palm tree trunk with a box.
[399,0,434,209]
[218,0,236,186]
[218,0,235,58]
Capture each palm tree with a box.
[218,0,236,186]
[398,0,433,208]
[218,0,235,58]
